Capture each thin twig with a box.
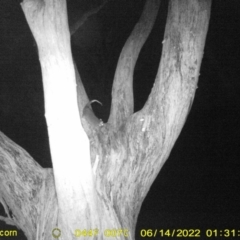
[70,0,110,36]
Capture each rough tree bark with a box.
[0,0,211,240]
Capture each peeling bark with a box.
[0,131,57,240]
[0,0,211,240]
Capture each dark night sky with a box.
[1,0,240,239]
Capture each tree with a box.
[0,0,211,239]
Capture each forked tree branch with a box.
[117,0,211,223]
[108,0,160,128]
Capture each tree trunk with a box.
[0,0,211,239]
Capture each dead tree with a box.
[0,0,211,239]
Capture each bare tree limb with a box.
[0,131,57,240]
[108,0,160,128]
[119,0,211,223]
[21,0,100,237]
[94,0,211,230]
